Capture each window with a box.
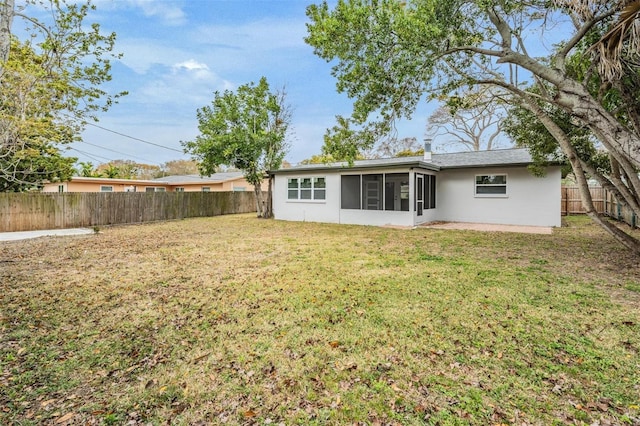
[58,185,64,193]
[145,187,165,192]
[475,175,507,196]
[341,175,361,209]
[175,187,185,192]
[287,177,326,201]
[233,186,246,192]
[341,173,411,211]
[100,186,113,192]
[425,174,436,209]
[202,187,211,192]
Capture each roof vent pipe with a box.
[423,138,432,162]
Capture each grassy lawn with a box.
[1,214,639,425]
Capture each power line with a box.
[69,147,114,164]
[85,122,184,153]
[79,141,161,165]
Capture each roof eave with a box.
[271,161,440,174]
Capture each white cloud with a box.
[132,59,233,107]
[193,17,307,52]
[174,59,208,72]
[93,0,187,26]
[130,0,187,26]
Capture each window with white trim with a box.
[475,174,507,196]
[175,187,185,192]
[202,187,211,192]
[287,177,326,201]
[100,185,113,192]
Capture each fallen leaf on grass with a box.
[41,399,56,407]
[55,412,74,424]
[329,340,340,348]
[243,410,257,418]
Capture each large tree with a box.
[0,0,124,191]
[306,0,640,253]
[182,77,291,218]
[156,159,200,178]
[426,88,509,152]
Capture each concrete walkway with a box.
[421,222,554,234]
[0,228,94,242]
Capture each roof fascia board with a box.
[272,161,440,174]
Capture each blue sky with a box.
[34,0,433,167]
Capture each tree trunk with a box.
[253,184,265,218]
[0,0,14,66]
[522,95,640,254]
[262,174,274,219]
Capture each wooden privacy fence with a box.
[562,185,638,228]
[561,186,606,215]
[0,192,257,232]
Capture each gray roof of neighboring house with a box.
[273,148,540,174]
[153,172,245,184]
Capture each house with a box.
[42,172,264,193]
[271,148,561,228]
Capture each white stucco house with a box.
[270,148,562,228]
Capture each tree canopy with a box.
[182,77,291,218]
[0,0,124,191]
[306,0,640,253]
[426,88,509,152]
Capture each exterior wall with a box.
[339,209,414,227]
[273,165,561,228]
[274,169,416,227]
[43,181,143,192]
[273,173,341,223]
[434,166,561,227]
[43,177,263,193]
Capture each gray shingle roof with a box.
[273,148,537,174]
[431,148,534,168]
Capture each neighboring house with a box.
[271,148,561,228]
[42,172,263,193]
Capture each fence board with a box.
[0,192,256,232]
[561,186,606,215]
[562,185,638,228]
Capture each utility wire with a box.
[69,147,114,164]
[85,122,184,153]
[79,141,161,165]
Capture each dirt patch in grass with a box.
[1,214,639,425]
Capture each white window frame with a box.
[175,187,185,192]
[475,174,508,197]
[100,185,113,192]
[202,187,211,192]
[287,176,326,202]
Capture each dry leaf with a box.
[41,399,56,407]
[329,340,340,348]
[244,410,257,418]
[55,412,74,424]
